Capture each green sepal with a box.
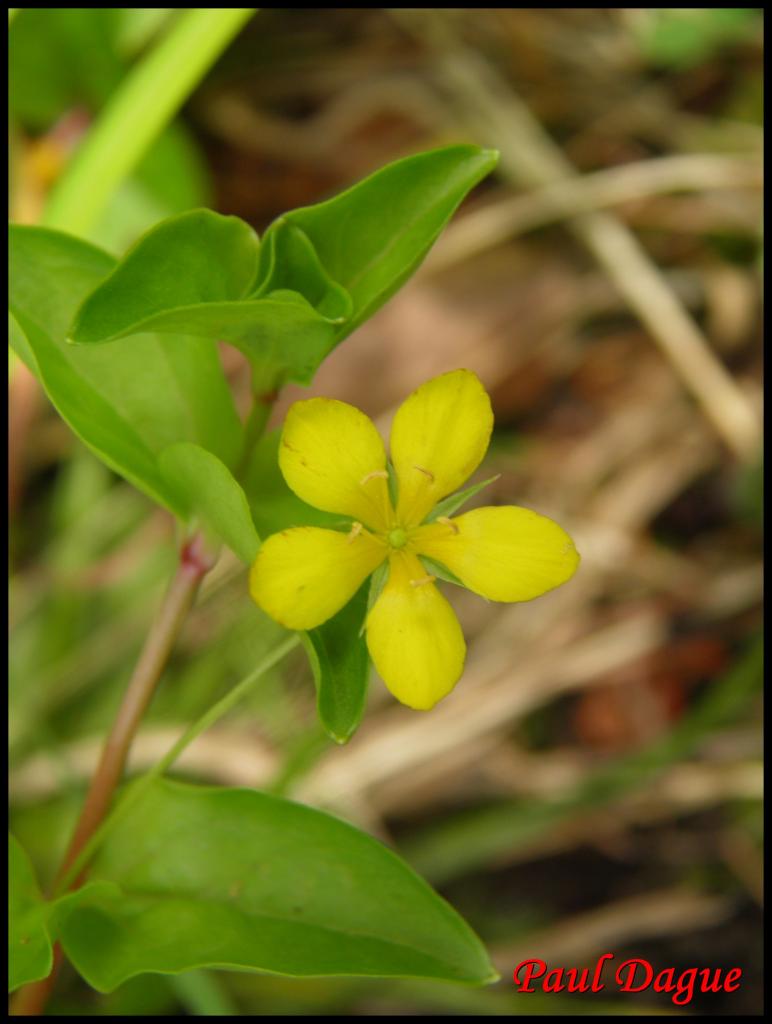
[425,475,501,522]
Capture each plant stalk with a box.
[9,532,216,1016]
[236,384,281,480]
[56,533,217,888]
[9,631,300,1016]
[42,8,255,235]
[56,632,302,895]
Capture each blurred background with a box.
[9,8,763,1016]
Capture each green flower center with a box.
[387,527,408,549]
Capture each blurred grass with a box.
[403,633,762,885]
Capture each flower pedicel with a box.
[250,369,579,710]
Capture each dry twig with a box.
[393,12,761,460]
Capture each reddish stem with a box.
[9,534,216,1016]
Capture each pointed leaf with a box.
[9,835,117,993]
[254,219,352,323]
[159,443,260,564]
[303,583,370,744]
[69,210,345,384]
[57,780,496,992]
[11,310,185,514]
[68,149,497,385]
[269,144,499,334]
[9,225,243,512]
[8,835,53,991]
[69,209,260,344]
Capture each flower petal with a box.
[390,369,494,527]
[280,398,391,529]
[414,506,580,602]
[366,551,466,710]
[250,526,386,630]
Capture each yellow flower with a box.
[250,370,579,710]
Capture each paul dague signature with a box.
[513,954,742,1006]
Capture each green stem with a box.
[42,8,255,235]
[54,632,301,896]
[236,385,280,479]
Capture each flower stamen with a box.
[347,522,363,544]
[360,470,389,485]
[436,516,459,534]
[414,465,435,481]
[388,527,408,549]
[410,574,436,588]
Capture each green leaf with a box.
[69,210,344,384]
[254,219,352,323]
[8,311,35,374]
[267,144,499,335]
[8,834,53,991]
[71,147,498,385]
[11,223,115,343]
[425,475,501,522]
[159,443,260,564]
[9,225,243,512]
[303,584,370,744]
[11,309,185,515]
[70,209,260,343]
[8,835,117,994]
[57,779,495,992]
